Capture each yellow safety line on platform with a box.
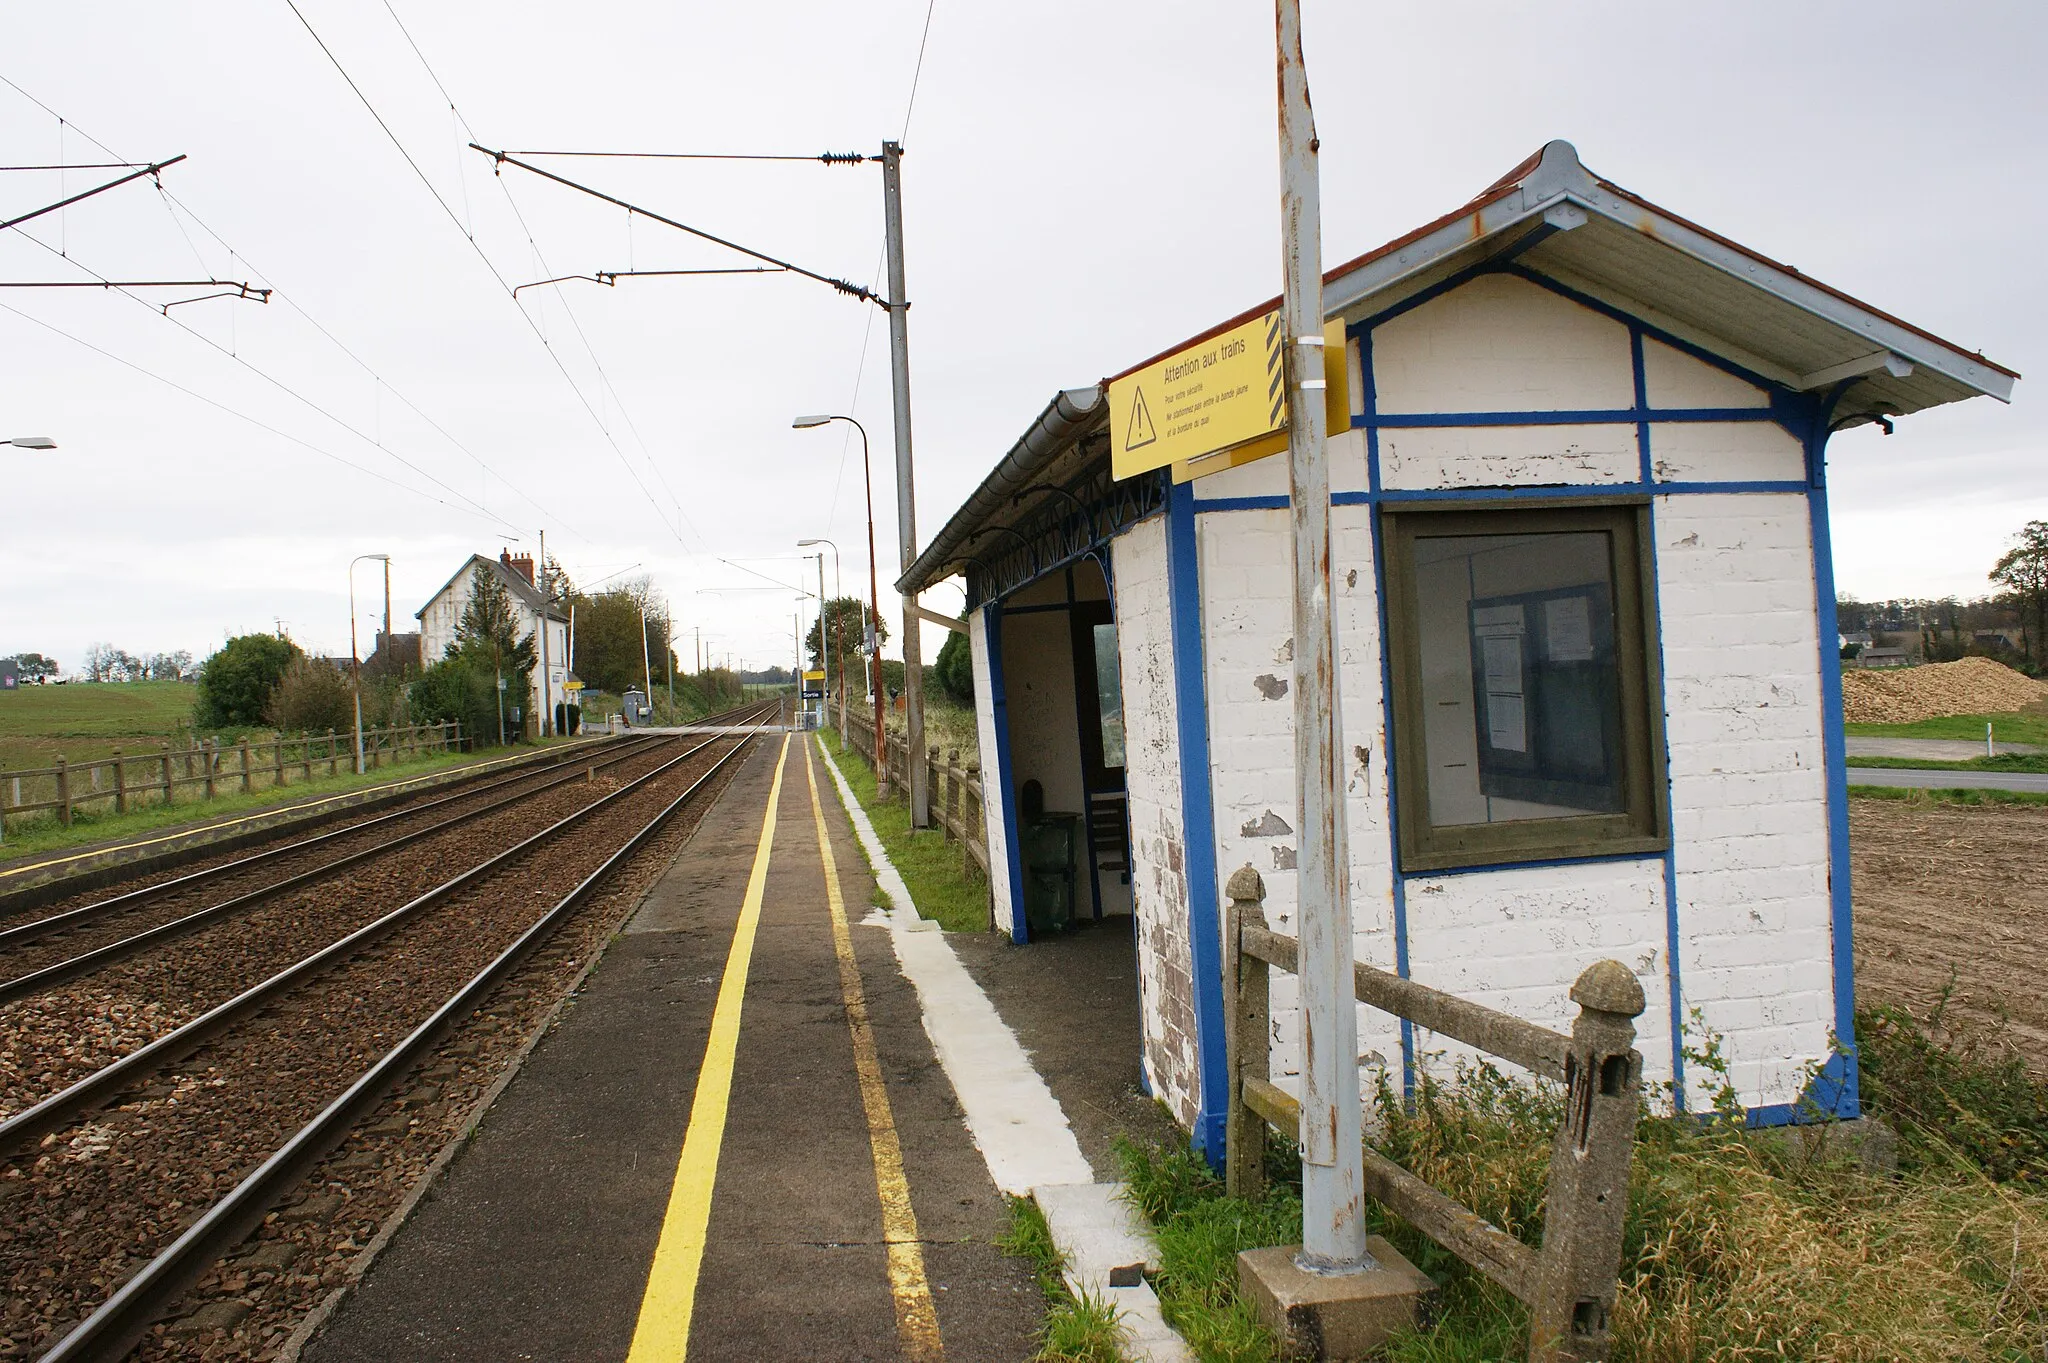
[803,737,944,1359]
[625,733,790,1363]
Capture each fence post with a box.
[943,751,961,841]
[204,739,218,800]
[55,755,71,826]
[1527,961,1646,1363]
[326,729,338,777]
[160,742,172,807]
[238,738,252,793]
[113,747,128,814]
[301,734,313,782]
[452,719,462,752]
[275,735,286,789]
[962,766,980,880]
[1224,865,1272,1200]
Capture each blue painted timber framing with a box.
[1802,400,1863,1121]
[982,600,1030,946]
[1192,481,1813,513]
[1165,479,1229,1162]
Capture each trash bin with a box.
[1019,780,1080,934]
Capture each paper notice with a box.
[1487,692,1528,753]
[1481,634,1523,694]
[1472,602,1524,636]
[1546,595,1594,662]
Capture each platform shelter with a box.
[896,140,2016,1156]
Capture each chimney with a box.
[501,549,536,586]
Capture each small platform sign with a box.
[1110,311,1285,480]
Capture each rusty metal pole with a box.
[1277,0,1368,1272]
[881,141,929,827]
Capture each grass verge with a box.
[1846,711,2048,746]
[0,743,557,860]
[997,1195,1128,1362]
[1847,752,2048,772]
[1115,1011,2048,1363]
[1848,784,2048,808]
[816,728,990,933]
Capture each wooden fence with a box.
[837,696,992,887]
[1223,866,1645,1363]
[0,722,461,835]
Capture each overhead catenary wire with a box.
[277,1,692,551]
[370,0,704,551]
[0,72,584,543]
[504,150,871,164]
[0,300,529,529]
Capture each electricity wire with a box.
[369,0,705,551]
[0,299,526,529]
[0,70,581,541]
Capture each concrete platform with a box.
[304,736,1039,1361]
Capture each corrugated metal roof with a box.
[901,139,2017,595]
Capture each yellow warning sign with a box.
[1109,311,1287,480]
[803,669,825,683]
[1171,319,1351,483]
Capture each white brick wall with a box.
[1655,493,1834,1110]
[1198,505,1403,1090]
[968,608,1015,937]
[1378,423,1639,490]
[1404,858,1673,1092]
[1641,336,1769,409]
[1373,273,1634,414]
[1112,518,1202,1127]
[1650,421,1805,483]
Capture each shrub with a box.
[264,657,356,735]
[936,628,974,705]
[411,657,504,747]
[195,633,303,729]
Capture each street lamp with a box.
[2,436,56,449]
[794,417,887,778]
[348,553,391,775]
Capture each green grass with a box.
[0,744,493,860]
[1846,752,2048,771]
[998,1196,1129,1362]
[1848,784,2048,808]
[1846,711,2048,746]
[0,679,207,768]
[815,729,991,933]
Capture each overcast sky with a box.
[3,1,2039,675]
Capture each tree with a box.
[82,642,122,682]
[146,650,193,681]
[195,633,304,729]
[4,652,59,681]
[564,579,675,694]
[805,597,886,700]
[935,627,973,706]
[265,657,355,733]
[1990,521,2048,671]
[411,657,502,747]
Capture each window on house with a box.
[1384,502,1667,872]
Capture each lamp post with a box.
[794,416,887,782]
[348,553,391,775]
[2,436,57,449]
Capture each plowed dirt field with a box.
[1851,797,2048,1074]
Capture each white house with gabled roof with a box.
[895,140,2017,1160]
[417,549,570,732]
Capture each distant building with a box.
[1856,646,1912,668]
[0,660,17,690]
[417,550,570,732]
[364,630,423,678]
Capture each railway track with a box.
[0,733,702,1123]
[0,701,779,1361]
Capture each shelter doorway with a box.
[993,558,1132,938]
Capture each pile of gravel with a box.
[1842,656,2048,724]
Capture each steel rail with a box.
[0,735,681,1005]
[35,725,765,1363]
[0,721,761,1160]
[0,734,636,937]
